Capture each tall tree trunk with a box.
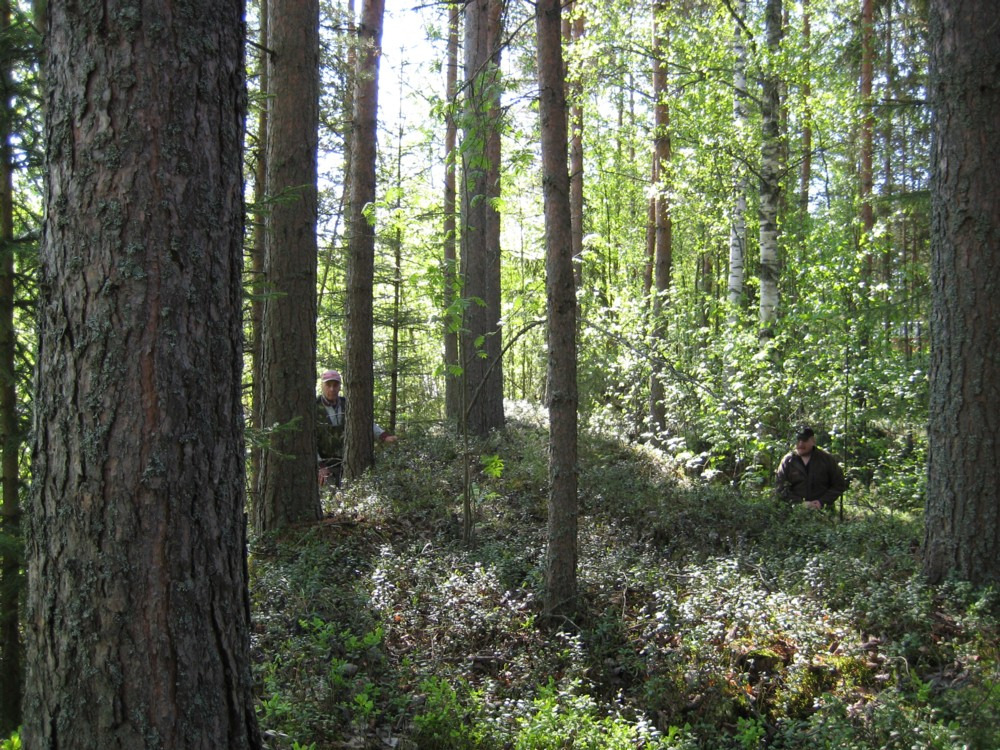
[648,0,672,436]
[798,0,812,214]
[257,0,322,529]
[461,0,505,436]
[388,100,404,434]
[860,0,875,239]
[880,1,896,336]
[537,0,579,620]
[924,0,1000,586]
[696,252,714,328]
[727,0,748,315]
[443,0,461,422]
[852,0,876,413]
[345,0,357,213]
[25,1,261,745]
[758,0,783,342]
[0,0,22,730]
[389,221,401,433]
[643,159,657,300]
[564,3,585,290]
[344,0,386,479]
[249,0,269,518]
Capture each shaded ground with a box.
[250,416,1000,749]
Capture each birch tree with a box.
[727,0,749,315]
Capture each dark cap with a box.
[795,425,815,441]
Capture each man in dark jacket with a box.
[775,426,846,509]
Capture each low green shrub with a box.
[249,421,998,750]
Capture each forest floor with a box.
[249,407,1000,749]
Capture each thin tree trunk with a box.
[537,0,579,620]
[257,0,322,529]
[388,91,404,433]
[461,0,505,436]
[924,0,1000,586]
[25,1,261,744]
[758,0,783,342]
[854,0,876,392]
[727,0,748,315]
[648,0,671,435]
[249,0,269,519]
[564,3,585,290]
[0,0,23,730]
[344,0,386,479]
[880,1,895,336]
[389,223,401,433]
[444,0,461,422]
[860,0,875,239]
[643,159,657,299]
[798,0,812,214]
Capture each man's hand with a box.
[803,499,822,510]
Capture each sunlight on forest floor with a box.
[250,420,999,750]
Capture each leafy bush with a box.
[511,679,682,750]
[410,677,479,749]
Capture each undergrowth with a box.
[249,415,1000,749]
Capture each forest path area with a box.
[249,417,998,749]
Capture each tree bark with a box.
[537,0,579,620]
[758,0,783,342]
[249,0,269,518]
[461,0,505,436]
[727,0,748,316]
[859,0,875,238]
[924,0,1000,586]
[648,0,672,436]
[564,3,585,291]
[443,0,462,422]
[344,0,385,480]
[257,0,322,529]
[0,0,23,731]
[798,0,812,214]
[25,1,261,745]
[388,113,404,433]
[643,159,656,300]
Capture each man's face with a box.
[795,436,816,456]
[322,378,341,400]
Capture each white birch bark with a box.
[727,0,748,315]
